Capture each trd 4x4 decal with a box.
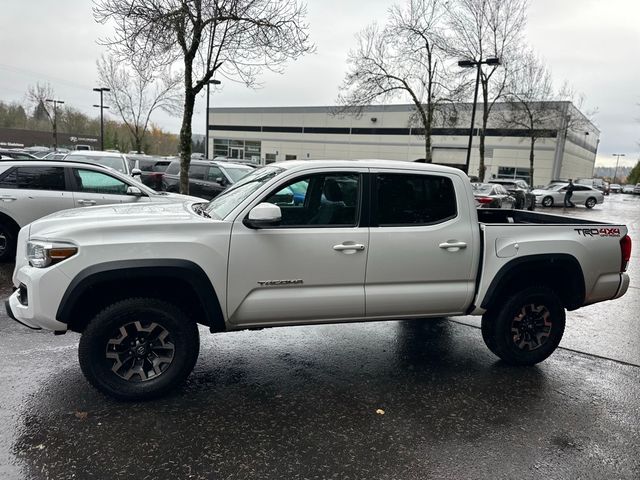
[574,228,621,237]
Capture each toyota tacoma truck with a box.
[5,160,632,400]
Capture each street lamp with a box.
[45,99,64,151]
[93,87,110,151]
[205,79,221,159]
[612,153,625,184]
[457,57,501,175]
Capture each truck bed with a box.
[477,209,610,225]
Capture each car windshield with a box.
[67,155,127,173]
[542,184,565,191]
[205,166,283,219]
[221,165,253,183]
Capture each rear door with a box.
[70,167,150,207]
[365,170,477,317]
[0,165,74,226]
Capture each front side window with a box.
[263,173,359,227]
[13,167,66,191]
[73,169,129,195]
[165,162,180,175]
[375,173,457,226]
[207,166,224,182]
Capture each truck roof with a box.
[275,159,465,175]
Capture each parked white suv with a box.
[0,160,204,260]
[63,151,140,177]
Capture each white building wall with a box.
[208,103,598,187]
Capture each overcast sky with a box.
[1,0,638,167]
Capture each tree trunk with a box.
[179,91,195,194]
[424,104,433,163]
[134,136,143,154]
[529,136,536,187]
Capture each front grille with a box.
[18,283,28,306]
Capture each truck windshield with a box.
[205,166,283,219]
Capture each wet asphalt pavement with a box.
[1,195,639,479]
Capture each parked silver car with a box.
[531,183,604,208]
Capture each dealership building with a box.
[208,101,598,186]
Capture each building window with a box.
[285,154,297,161]
[498,166,529,181]
[265,153,277,164]
[212,138,261,164]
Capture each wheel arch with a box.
[0,211,20,235]
[480,254,585,312]
[57,259,225,333]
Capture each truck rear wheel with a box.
[78,297,200,401]
[481,287,565,365]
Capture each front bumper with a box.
[6,264,70,332]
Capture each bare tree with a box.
[500,52,555,185]
[94,0,312,193]
[97,54,181,153]
[448,0,528,180]
[27,82,61,147]
[337,0,466,162]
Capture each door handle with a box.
[0,195,16,202]
[439,241,467,251]
[78,199,97,206]
[333,243,365,252]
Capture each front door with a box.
[226,169,368,327]
[70,168,150,207]
[229,147,243,160]
[365,171,478,318]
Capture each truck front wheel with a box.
[481,287,565,365]
[78,297,200,401]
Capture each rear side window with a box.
[375,173,457,226]
[0,167,66,190]
[189,165,208,180]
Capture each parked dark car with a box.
[162,160,254,199]
[127,155,173,190]
[488,179,535,210]
[472,183,516,209]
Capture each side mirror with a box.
[126,186,143,197]
[131,168,142,177]
[244,202,281,229]
[215,176,226,185]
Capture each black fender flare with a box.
[56,259,225,331]
[480,253,586,311]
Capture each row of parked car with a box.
[0,150,258,261]
[471,177,608,210]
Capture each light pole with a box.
[205,79,221,159]
[458,57,501,175]
[612,153,625,184]
[45,99,64,151]
[93,87,110,150]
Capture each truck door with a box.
[226,169,368,326]
[365,170,477,317]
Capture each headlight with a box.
[27,241,78,268]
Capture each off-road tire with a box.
[481,287,565,365]
[78,297,200,401]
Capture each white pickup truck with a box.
[5,160,632,400]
